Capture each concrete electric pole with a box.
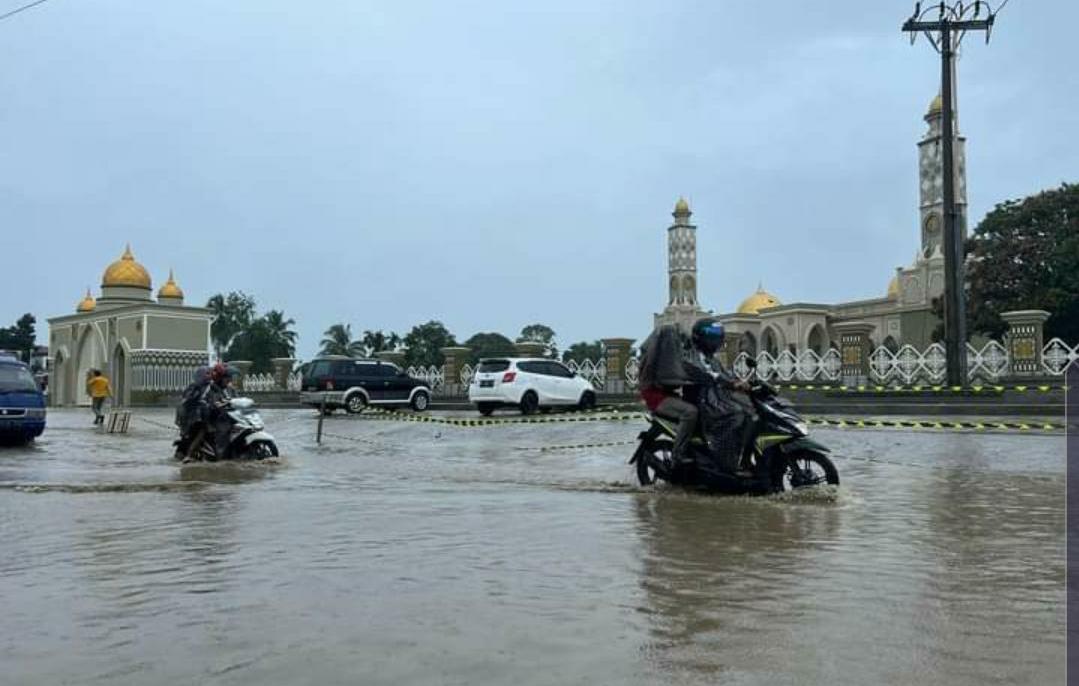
[902,1,998,386]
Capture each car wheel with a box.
[578,391,596,412]
[519,391,539,416]
[345,393,367,414]
[477,403,497,416]
[410,391,430,412]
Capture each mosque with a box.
[47,246,213,406]
[655,93,963,358]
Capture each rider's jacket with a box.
[199,382,235,423]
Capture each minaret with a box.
[917,92,967,260]
[667,196,698,307]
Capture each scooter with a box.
[174,397,278,461]
[630,363,839,494]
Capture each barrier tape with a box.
[355,407,645,427]
[804,416,1065,433]
[774,383,1067,394]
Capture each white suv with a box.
[468,358,597,416]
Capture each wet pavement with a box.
[0,408,1066,685]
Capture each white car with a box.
[468,358,598,416]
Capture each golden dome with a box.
[927,93,942,115]
[157,269,184,300]
[76,289,96,313]
[736,285,782,315]
[887,275,900,299]
[674,196,690,214]
[102,244,152,290]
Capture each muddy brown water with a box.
[0,409,1065,685]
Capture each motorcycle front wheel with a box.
[247,441,279,460]
[777,451,839,491]
[635,439,673,486]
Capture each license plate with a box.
[480,380,494,388]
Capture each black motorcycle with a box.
[630,371,839,495]
[174,397,279,461]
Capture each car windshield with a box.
[0,366,38,393]
[478,360,510,373]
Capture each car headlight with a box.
[25,408,46,418]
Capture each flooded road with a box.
[0,409,1065,685]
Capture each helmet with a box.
[691,318,726,356]
[209,362,232,383]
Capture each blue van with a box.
[0,356,46,443]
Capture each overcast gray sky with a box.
[1,0,1075,358]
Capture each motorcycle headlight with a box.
[793,421,808,436]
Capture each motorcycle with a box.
[630,365,839,495]
[174,396,279,461]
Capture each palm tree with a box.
[361,330,401,356]
[320,323,364,357]
[262,310,298,357]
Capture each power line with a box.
[0,0,55,23]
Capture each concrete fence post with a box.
[271,357,295,389]
[601,338,634,395]
[229,360,253,388]
[1000,309,1051,379]
[832,323,874,386]
[439,346,471,397]
[513,341,546,358]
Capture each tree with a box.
[464,332,515,364]
[517,323,557,358]
[403,321,456,368]
[361,330,401,356]
[206,292,256,359]
[959,182,1079,342]
[261,310,298,353]
[0,313,36,362]
[562,340,604,364]
[320,324,365,357]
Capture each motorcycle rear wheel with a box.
[636,439,673,486]
[777,451,839,490]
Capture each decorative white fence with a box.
[407,365,445,392]
[566,358,606,390]
[460,364,474,387]
[133,364,205,392]
[237,371,303,393]
[1043,338,1079,375]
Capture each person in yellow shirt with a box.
[86,369,112,425]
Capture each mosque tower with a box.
[654,197,710,332]
[917,93,968,260]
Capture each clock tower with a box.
[917,92,968,259]
[654,197,710,332]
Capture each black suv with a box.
[300,357,431,413]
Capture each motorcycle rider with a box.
[201,362,236,460]
[638,325,697,467]
[683,318,756,474]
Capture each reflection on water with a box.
[0,409,1066,685]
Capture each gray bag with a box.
[639,325,690,389]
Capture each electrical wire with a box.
[0,0,55,23]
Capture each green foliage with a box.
[227,310,298,373]
[206,292,256,358]
[403,321,457,368]
[464,332,515,364]
[562,340,604,364]
[0,313,36,362]
[517,323,557,357]
[361,330,401,356]
[319,324,365,357]
[964,182,1079,342]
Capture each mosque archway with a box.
[806,325,826,355]
[761,326,784,357]
[740,331,757,357]
[111,343,128,407]
[75,326,105,406]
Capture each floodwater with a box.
[0,408,1065,685]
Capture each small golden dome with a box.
[674,196,690,215]
[157,269,184,300]
[927,93,942,115]
[736,285,782,315]
[76,289,96,313]
[887,275,900,299]
[102,244,152,290]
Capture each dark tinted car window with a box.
[478,360,510,373]
[547,362,574,378]
[373,365,398,377]
[0,365,38,393]
[354,363,378,377]
[518,361,545,375]
[310,361,331,377]
[333,361,356,375]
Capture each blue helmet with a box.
[691,318,726,355]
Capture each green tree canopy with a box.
[227,310,298,373]
[964,182,1079,342]
[361,330,401,356]
[403,321,456,368]
[319,323,365,357]
[206,292,256,358]
[0,313,36,362]
[562,340,604,364]
[464,332,515,364]
[517,323,557,357]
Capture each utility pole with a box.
[902,1,997,386]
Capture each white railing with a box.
[1043,338,1079,375]
[460,364,474,387]
[133,364,205,392]
[240,373,278,393]
[407,365,444,392]
[286,371,303,391]
[567,358,606,390]
[732,349,844,383]
[624,356,640,389]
